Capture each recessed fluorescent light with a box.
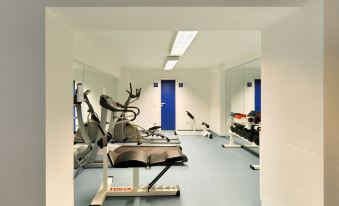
[170,31,198,56]
[164,57,179,71]
[164,60,178,71]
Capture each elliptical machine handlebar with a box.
[83,90,95,114]
[116,102,140,116]
[128,83,141,98]
[124,83,142,106]
[83,90,101,123]
[100,95,138,122]
[186,111,195,120]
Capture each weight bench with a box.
[175,111,212,138]
[91,144,187,206]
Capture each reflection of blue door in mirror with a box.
[161,80,176,130]
[255,79,261,112]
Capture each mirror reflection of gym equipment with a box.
[222,63,261,170]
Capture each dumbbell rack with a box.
[222,131,259,148]
[222,132,260,170]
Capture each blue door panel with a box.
[255,79,261,112]
[161,80,176,130]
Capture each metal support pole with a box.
[76,105,91,145]
[193,118,196,132]
[148,164,172,191]
[103,145,108,190]
[133,168,139,192]
[98,107,108,139]
[229,133,235,145]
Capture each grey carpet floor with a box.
[75,132,260,206]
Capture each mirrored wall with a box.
[225,59,261,115]
[224,59,261,161]
[73,61,118,120]
[73,61,118,178]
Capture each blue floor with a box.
[75,132,260,206]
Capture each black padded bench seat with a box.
[148,126,161,131]
[107,146,187,168]
[202,122,210,128]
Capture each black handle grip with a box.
[186,111,194,120]
[83,90,95,114]
[126,106,140,116]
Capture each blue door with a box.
[254,79,261,112]
[161,80,176,130]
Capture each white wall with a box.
[73,32,121,78]
[210,69,226,135]
[118,69,211,131]
[46,10,74,206]
[47,10,122,206]
[324,0,339,204]
[0,1,46,206]
[261,0,324,205]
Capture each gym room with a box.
[1,1,338,206]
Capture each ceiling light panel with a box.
[170,31,198,56]
[164,60,178,71]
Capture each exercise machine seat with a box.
[148,126,161,131]
[202,122,210,128]
[107,145,187,168]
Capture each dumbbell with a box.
[247,132,254,142]
[239,129,245,137]
[240,129,247,138]
[241,128,248,139]
[245,132,252,141]
[235,127,241,135]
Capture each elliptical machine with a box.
[74,90,100,144]
[110,83,180,144]
[73,83,105,177]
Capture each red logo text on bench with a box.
[110,187,133,192]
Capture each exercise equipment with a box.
[74,90,100,144]
[73,84,105,177]
[175,111,212,138]
[225,112,261,145]
[90,95,188,206]
[107,83,180,144]
[222,112,260,170]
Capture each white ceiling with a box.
[231,58,261,70]
[81,31,260,69]
[52,7,298,70]
[53,7,298,31]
